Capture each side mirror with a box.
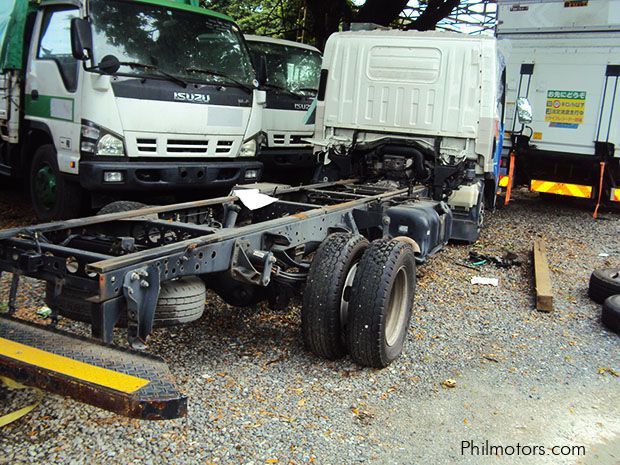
[516,97,533,124]
[255,53,267,86]
[98,55,121,75]
[70,18,93,61]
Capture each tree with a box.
[406,0,460,31]
[203,0,460,49]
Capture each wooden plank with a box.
[533,239,554,312]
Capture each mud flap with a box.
[0,314,186,420]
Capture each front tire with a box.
[346,239,416,368]
[30,144,84,221]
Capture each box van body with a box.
[498,0,620,203]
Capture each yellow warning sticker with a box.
[545,90,586,128]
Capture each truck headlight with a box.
[97,134,124,156]
[239,139,257,157]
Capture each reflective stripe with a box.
[0,338,150,394]
[611,188,620,202]
[530,180,592,198]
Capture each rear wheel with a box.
[302,233,369,360]
[346,239,416,368]
[30,144,84,221]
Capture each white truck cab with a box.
[0,0,265,220]
[245,35,321,181]
[313,29,505,241]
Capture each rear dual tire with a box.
[302,233,369,359]
[346,239,416,368]
[302,234,416,368]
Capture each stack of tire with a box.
[588,268,620,334]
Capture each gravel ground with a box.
[0,183,618,465]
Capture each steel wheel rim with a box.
[340,262,358,326]
[34,163,57,210]
[385,266,409,347]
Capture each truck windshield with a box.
[247,41,321,96]
[88,0,255,87]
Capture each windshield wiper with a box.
[120,61,188,88]
[184,67,253,93]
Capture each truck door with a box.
[25,5,81,175]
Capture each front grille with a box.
[215,140,234,154]
[136,138,157,153]
[272,134,286,145]
[166,139,209,154]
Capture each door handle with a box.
[30,89,39,100]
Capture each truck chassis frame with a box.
[0,179,431,344]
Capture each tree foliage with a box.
[202,0,460,49]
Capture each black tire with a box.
[29,144,84,221]
[205,272,266,307]
[345,239,416,368]
[588,268,620,304]
[97,201,148,215]
[46,277,206,327]
[602,295,620,334]
[154,277,206,326]
[302,233,369,360]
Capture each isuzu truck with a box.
[245,35,321,181]
[0,0,265,221]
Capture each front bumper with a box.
[259,148,318,169]
[79,160,263,191]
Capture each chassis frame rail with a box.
[0,180,423,345]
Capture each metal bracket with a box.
[230,240,275,286]
[123,265,160,349]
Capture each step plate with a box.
[0,315,187,420]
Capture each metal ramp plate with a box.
[0,315,186,420]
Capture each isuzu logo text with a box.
[173,92,210,104]
[294,103,312,110]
